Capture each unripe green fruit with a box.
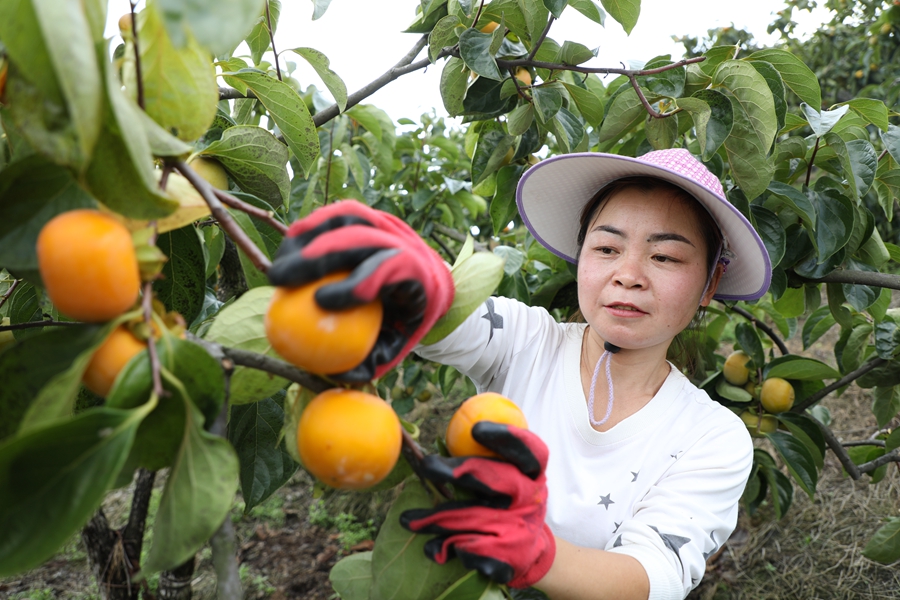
[723,351,752,386]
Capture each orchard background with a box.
[1,0,900,598]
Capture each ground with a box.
[2,324,899,600]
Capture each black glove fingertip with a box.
[423,536,456,563]
[472,422,542,479]
[456,549,515,585]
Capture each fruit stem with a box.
[400,428,453,500]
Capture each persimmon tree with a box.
[0,0,899,599]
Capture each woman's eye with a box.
[653,255,676,263]
[596,247,615,255]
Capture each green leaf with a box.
[766,182,816,248]
[205,286,289,403]
[370,479,472,599]
[800,103,849,138]
[757,455,793,519]
[458,28,502,80]
[0,157,96,280]
[715,378,754,403]
[637,59,684,99]
[532,86,564,123]
[841,322,873,373]
[0,0,102,171]
[471,129,515,186]
[131,2,218,142]
[0,403,150,577]
[153,226,207,325]
[843,98,889,132]
[489,165,523,236]
[141,380,239,575]
[765,431,818,498]
[871,386,900,429]
[200,125,291,206]
[875,318,900,360]
[557,41,597,66]
[597,86,645,145]
[561,82,605,127]
[811,188,854,263]
[676,97,710,158]
[886,427,900,453]
[750,205,785,268]
[310,0,333,20]
[775,412,825,470]
[246,0,280,65]
[773,286,805,318]
[863,517,900,565]
[747,60,786,134]
[225,70,320,177]
[83,43,178,220]
[229,393,297,512]
[0,324,105,442]
[719,88,774,200]
[801,305,836,349]
[139,110,194,158]
[569,0,605,25]
[735,322,765,370]
[645,114,677,151]
[329,551,373,600]
[700,46,738,77]
[599,0,640,34]
[156,0,265,57]
[746,49,821,109]
[550,107,585,153]
[880,124,900,165]
[435,571,496,599]
[421,252,505,346]
[763,355,840,381]
[543,0,568,18]
[440,57,469,117]
[507,103,535,137]
[288,47,348,112]
[824,133,877,201]
[429,15,463,63]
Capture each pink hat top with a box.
[515,148,771,301]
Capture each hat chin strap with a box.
[587,341,620,428]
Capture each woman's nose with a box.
[613,254,646,288]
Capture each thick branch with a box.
[172,160,272,274]
[212,188,288,235]
[311,35,432,127]
[816,419,862,480]
[0,319,83,331]
[801,269,900,290]
[218,87,257,101]
[495,55,705,77]
[429,231,456,262]
[432,222,489,252]
[793,356,887,412]
[843,440,887,448]
[858,448,900,474]
[527,17,555,61]
[720,303,789,355]
[121,469,156,573]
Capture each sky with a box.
[105,0,830,124]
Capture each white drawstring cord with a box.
[587,342,620,427]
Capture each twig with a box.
[311,36,432,127]
[494,55,705,77]
[800,269,900,290]
[793,356,887,412]
[815,418,862,480]
[212,189,288,235]
[172,160,272,273]
[527,17,555,61]
[129,1,144,110]
[142,225,165,398]
[219,87,257,101]
[264,0,282,81]
[842,440,887,448]
[323,122,335,205]
[627,74,678,119]
[720,303,789,355]
[432,222,489,252]
[429,231,456,262]
[878,148,888,161]
[857,448,900,474]
[0,319,84,331]
[472,0,486,29]
[0,279,20,311]
[806,138,820,187]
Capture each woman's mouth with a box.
[605,303,646,316]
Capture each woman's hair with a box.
[572,176,724,377]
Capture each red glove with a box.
[400,422,555,589]
[268,200,454,381]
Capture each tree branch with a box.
[720,302,789,355]
[0,319,84,332]
[264,0,282,81]
[858,448,900,474]
[0,279,20,311]
[172,160,272,274]
[843,439,887,448]
[431,222,489,252]
[142,224,165,398]
[495,55,706,77]
[815,418,861,480]
[527,16,555,61]
[429,231,456,262]
[793,356,887,412]
[311,35,432,127]
[801,269,900,290]
[806,137,820,187]
[129,1,145,110]
[219,87,257,101]
[121,469,156,575]
[212,188,288,235]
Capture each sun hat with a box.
[515,148,771,301]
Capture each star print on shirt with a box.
[670,450,684,459]
[649,526,691,571]
[630,471,639,482]
[481,297,503,341]
[613,535,623,548]
[597,493,614,510]
[613,522,622,534]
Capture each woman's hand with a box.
[399,422,555,589]
[268,200,454,381]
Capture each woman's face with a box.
[576,186,720,353]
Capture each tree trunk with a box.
[157,557,195,600]
[81,510,140,600]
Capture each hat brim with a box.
[515,153,771,301]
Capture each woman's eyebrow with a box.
[647,232,695,246]
[591,224,625,236]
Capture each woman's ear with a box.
[699,262,725,307]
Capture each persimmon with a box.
[722,350,751,386]
[37,210,141,322]
[739,410,777,438]
[83,325,146,397]
[480,21,499,33]
[189,156,229,190]
[760,377,795,413]
[265,271,383,375]
[297,389,402,490]
[446,392,528,458]
[514,67,532,86]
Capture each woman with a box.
[270,149,771,599]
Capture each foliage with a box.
[0,0,899,597]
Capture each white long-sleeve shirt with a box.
[415,296,753,600]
